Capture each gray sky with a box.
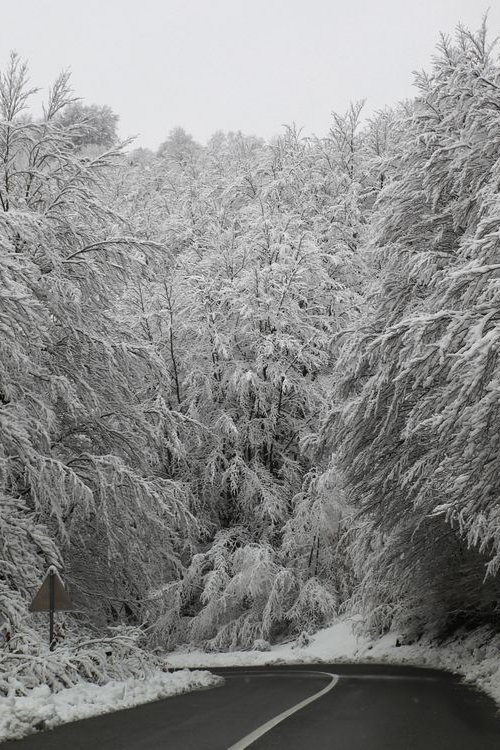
[1,1,499,149]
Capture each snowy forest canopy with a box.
[1,21,500,658]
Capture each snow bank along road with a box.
[2,663,500,749]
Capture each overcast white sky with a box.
[1,1,499,149]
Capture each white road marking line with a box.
[226,671,339,750]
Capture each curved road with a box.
[2,663,500,749]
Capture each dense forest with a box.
[1,21,499,674]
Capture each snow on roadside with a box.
[166,619,367,669]
[166,619,500,707]
[0,669,223,743]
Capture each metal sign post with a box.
[29,566,75,650]
[49,568,55,651]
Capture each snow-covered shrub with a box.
[0,627,165,697]
[286,578,337,632]
[282,462,356,604]
[253,638,271,652]
[293,631,312,649]
[149,527,339,650]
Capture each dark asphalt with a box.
[2,663,500,749]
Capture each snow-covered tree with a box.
[333,21,500,636]
[0,54,196,640]
[56,101,119,148]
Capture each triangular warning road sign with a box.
[29,567,75,612]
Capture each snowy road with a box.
[2,663,500,749]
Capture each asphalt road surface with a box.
[2,663,500,749]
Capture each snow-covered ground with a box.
[166,618,500,707]
[0,669,222,743]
